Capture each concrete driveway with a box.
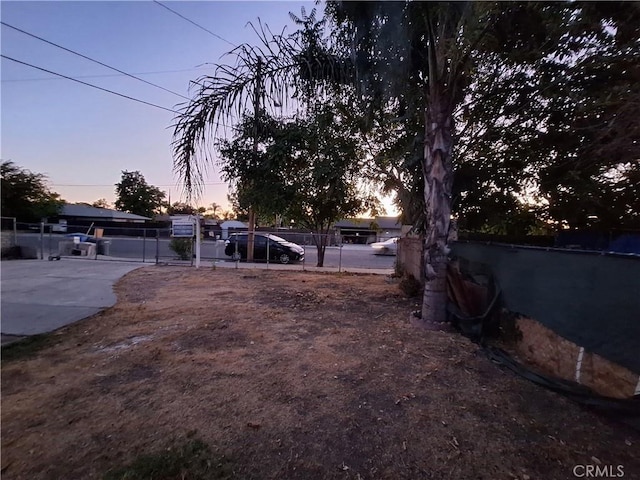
[1,258,144,342]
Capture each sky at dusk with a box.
[1,0,321,212]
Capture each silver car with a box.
[370,237,398,255]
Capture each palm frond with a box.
[171,14,349,200]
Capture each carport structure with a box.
[334,216,402,244]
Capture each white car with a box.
[370,237,399,255]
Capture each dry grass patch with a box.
[2,266,638,479]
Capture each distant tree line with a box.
[0,163,234,223]
[1,161,63,222]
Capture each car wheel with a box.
[231,252,242,261]
[279,253,290,264]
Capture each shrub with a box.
[169,238,192,260]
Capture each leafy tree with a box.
[169,237,192,260]
[92,198,112,209]
[436,3,640,233]
[0,161,63,221]
[370,3,639,235]
[218,102,379,266]
[354,107,426,228]
[114,171,166,218]
[284,103,380,266]
[217,113,293,223]
[535,3,640,230]
[167,202,197,215]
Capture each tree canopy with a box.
[0,161,63,222]
[218,101,379,266]
[114,171,166,218]
[329,2,640,235]
[167,202,197,215]
[535,3,640,230]
[92,198,112,209]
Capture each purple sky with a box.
[1,1,321,212]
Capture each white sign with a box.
[172,220,194,237]
[170,215,201,268]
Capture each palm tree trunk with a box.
[421,91,454,324]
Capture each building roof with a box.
[335,216,401,229]
[61,204,152,221]
[335,218,375,228]
[375,216,403,229]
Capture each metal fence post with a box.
[155,229,160,265]
[48,225,54,260]
[339,238,343,273]
[13,217,17,247]
[39,221,45,260]
[91,225,98,260]
[142,228,146,263]
[266,233,270,269]
[302,234,306,271]
[235,238,239,269]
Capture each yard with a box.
[1,267,638,479]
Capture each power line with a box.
[1,21,190,100]
[2,67,213,83]
[1,54,180,114]
[3,54,239,128]
[152,0,237,48]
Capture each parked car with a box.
[224,233,304,264]
[370,237,399,255]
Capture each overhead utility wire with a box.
[2,57,235,128]
[1,55,180,114]
[152,0,237,48]
[1,21,190,100]
[2,67,213,83]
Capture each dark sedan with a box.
[224,233,304,264]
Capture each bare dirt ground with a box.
[2,266,639,480]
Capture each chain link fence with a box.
[8,223,396,272]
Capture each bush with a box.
[169,238,192,260]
